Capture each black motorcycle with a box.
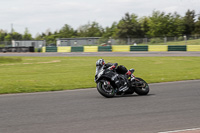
[95,62,149,98]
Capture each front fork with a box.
[103,80,111,89]
[130,74,136,81]
[130,75,144,87]
[133,77,146,88]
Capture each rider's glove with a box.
[108,63,118,70]
[109,65,116,70]
[126,70,132,76]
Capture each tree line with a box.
[1,9,200,44]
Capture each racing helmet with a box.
[96,59,105,66]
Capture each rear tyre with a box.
[134,77,149,95]
[97,80,115,98]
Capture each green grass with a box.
[149,39,200,45]
[137,38,200,45]
[166,39,200,45]
[0,57,22,63]
[0,56,200,94]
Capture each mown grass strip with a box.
[0,57,22,63]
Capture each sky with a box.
[0,0,200,37]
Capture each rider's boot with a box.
[119,69,134,92]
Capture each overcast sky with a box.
[1,0,200,37]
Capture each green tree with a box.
[183,10,196,35]
[35,33,42,40]
[23,28,32,40]
[59,24,75,38]
[139,17,150,37]
[77,21,104,37]
[147,11,170,37]
[45,35,56,45]
[147,11,185,37]
[11,32,23,40]
[0,30,7,41]
[166,12,185,36]
[116,13,143,38]
[102,22,118,38]
[194,16,200,34]
[4,34,12,41]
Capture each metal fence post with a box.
[164,37,167,45]
[184,35,187,45]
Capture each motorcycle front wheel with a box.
[134,77,149,95]
[97,80,115,98]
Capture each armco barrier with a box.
[42,45,200,53]
[98,46,112,52]
[168,45,186,51]
[130,46,148,51]
[46,47,57,52]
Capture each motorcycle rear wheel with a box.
[134,77,149,95]
[97,80,115,98]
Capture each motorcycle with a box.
[95,62,149,98]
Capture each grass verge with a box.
[139,38,200,45]
[0,56,199,94]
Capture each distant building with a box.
[12,40,46,48]
[56,37,101,46]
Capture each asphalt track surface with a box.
[0,51,200,57]
[0,80,200,133]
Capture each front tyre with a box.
[97,80,115,98]
[134,77,149,95]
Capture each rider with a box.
[96,59,135,79]
[96,59,135,92]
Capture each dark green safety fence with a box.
[98,46,112,52]
[130,46,148,51]
[168,46,186,51]
[71,47,84,52]
[46,47,57,52]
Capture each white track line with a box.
[159,128,200,133]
